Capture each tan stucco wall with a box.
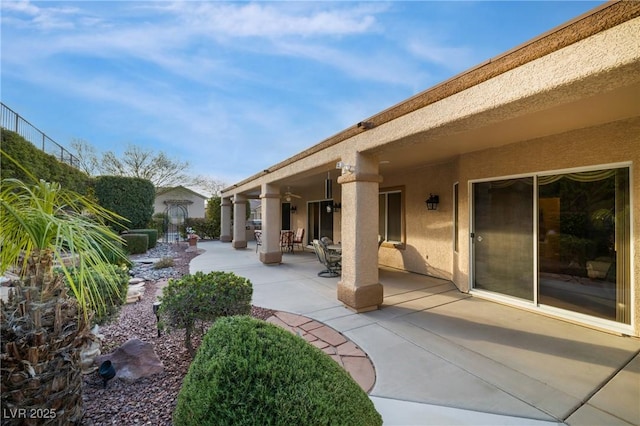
[154,189,207,219]
[378,161,455,280]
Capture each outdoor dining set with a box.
[254,229,383,278]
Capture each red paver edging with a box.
[266,311,376,393]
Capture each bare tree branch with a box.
[70,138,100,176]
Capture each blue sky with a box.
[1,1,605,187]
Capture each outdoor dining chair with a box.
[254,230,262,253]
[312,239,341,278]
[292,228,305,252]
[280,230,294,253]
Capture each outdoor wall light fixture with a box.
[153,301,162,337]
[336,161,355,174]
[333,202,341,212]
[425,194,440,211]
[326,204,333,213]
[290,205,297,214]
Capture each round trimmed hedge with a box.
[174,316,382,426]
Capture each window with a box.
[379,189,403,244]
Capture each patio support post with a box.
[337,154,383,312]
[260,183,283,264]
[220,197,232,242]
[232,194,248,249]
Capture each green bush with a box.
[159,271,252,356]
[174,316,382,426]
[93,231,131,267]
[61,264,129,325]
[1,130,91,194]
[153,256,174,269]
[94,176,155,232]
[127,228,158,248]
[121,233,148,254]
[151,213,168,239]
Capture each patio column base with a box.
[220,235,232,242]
[232,240,247,249]
[260,251,282,265]
[337,282,383,313]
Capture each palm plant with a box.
[0,152,129,424]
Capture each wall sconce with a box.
[333,202,341,212]
[425,194,440,210]
[290,205,297,214]
[326,204,333,213]
[336,161,355,175]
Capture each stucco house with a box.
[154,185,207,222]
[220,2,640,337]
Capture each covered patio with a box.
[191,240,639,425]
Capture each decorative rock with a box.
[129,277,145,285]
[128,283,145,292]
[80,326,104,374]
[95,338,164,382]
[126,290,142,304]
[81,340,102,374]
[126,284,144,303]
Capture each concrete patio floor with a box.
[190,240,639,426]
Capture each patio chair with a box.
[312,239,341,278]
[292,228,305,252]
[280,230,294,253]
[254,230,262,253]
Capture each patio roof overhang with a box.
[222,1,640,200]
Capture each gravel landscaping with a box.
[81,242,275,425]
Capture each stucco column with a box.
[220,197,232,242]
[259,183,283,264]
[232,194,247,249]
[336,155,383,312]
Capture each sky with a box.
[1,0,606,190]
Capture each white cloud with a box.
[1,0,85,30]
[406,39,475,71]
[159,1,382,39]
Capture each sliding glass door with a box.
[472,166,631,325]
[308,200,334,244]
[538,168,630,323]
[472,178,534,301]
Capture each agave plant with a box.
[0,152,130,424]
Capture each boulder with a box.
[95,338,164,382]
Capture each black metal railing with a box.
[1,102,78,168]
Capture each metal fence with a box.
[1,102,78,168]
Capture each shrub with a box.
[153,257,174,269]
[1,130,92,194]
[128,228,158,248]
[174,316,382,426]
[61,264,129,325]
[121,233,148,254]
[159,271,252,356]
[151,213,168,239]
[94,176,155,232]
[94,232,131,267]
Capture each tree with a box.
[70,138,100,176]
[70,140,226,194]
[0,151,129,423]
[100,144,193,188]
[193,175,227,197]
